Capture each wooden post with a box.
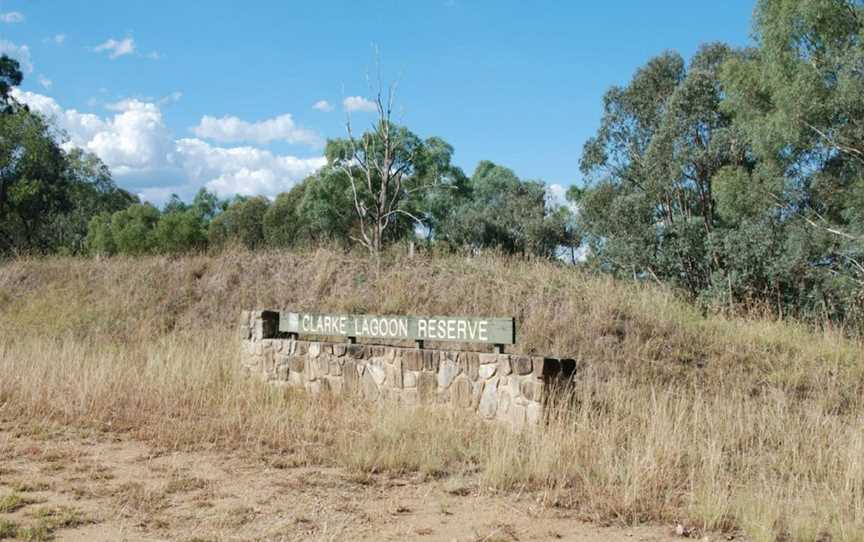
[494,344,504,354]
[415,339,424,349]
[348,336,357,344]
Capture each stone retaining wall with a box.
[239,310,577,427]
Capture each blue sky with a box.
[0,0,756,205]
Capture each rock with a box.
[303,358,317,382]
[288,371,303,387]
[479,364,497,380]
[520,379,543,401]
[348,344,366,359]
[308,343,321,358]
[367,362,386,386]
[289,356,304,373]
[479,380,498,418]
[437,357,460,389]
[329,359,343,376]
[402,350,423,371]
[464,353,479,381]
[403,370,417,388]
[361,370,379,400]
[513,356,533,375]
[422,350,439,371]
[498,356,511,376]
[343,360,359,393]
[386,358,403,389]
[499,389,512,414]
[505,375,520,398]
[333,344,347,357]
[312,357,329,377]
[478,353,498,365]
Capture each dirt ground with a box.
[0,423,691,542]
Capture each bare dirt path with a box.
[0,423,685,542]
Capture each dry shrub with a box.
[1,247,863,541]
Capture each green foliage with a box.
[209,196,270,249]
[0,55,22,113]
[86,212,115,256]
[109,203,161,255]
[577,1,864,327]
[263,183,307,247]
[440,161,571,257]
[0,67,136,256]
[153,210,207,254]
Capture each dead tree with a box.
[336,83,427,258]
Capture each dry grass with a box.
[1,247,863,541]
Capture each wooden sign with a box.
[279,311,515,345]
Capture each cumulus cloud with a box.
[343,96,377,113]
[11,89,326,202]
[46,34,66,45]
[312,100,333,112]
[93,37,135,59]
[176,138,326,196]
[191,113,320,146]
[38,75,52,89]
[0,12,24,23]
[0,40,32,73]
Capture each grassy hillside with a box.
[1,248,863,541]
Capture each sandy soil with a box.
[0,423,691,542]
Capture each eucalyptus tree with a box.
[440,161,569,258]
[720,0,864,322]
[326,87,465,257]
[579,45,747,293]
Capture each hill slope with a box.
[1,249,863,541]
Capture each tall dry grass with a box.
[1,247,863,541]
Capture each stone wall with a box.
[239,310,577,427]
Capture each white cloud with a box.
[38,75,52,89]
[0,40,32,73]
[93,37,135,59]
[0,12,24,23]
[11,89,326,203]
[313,100,333,112]
[191,113,320,146]
[144,51,159,60]
[176,138,326,197]
[158,91,182,105]
[343,96,377,113]
[49,34,66,45]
